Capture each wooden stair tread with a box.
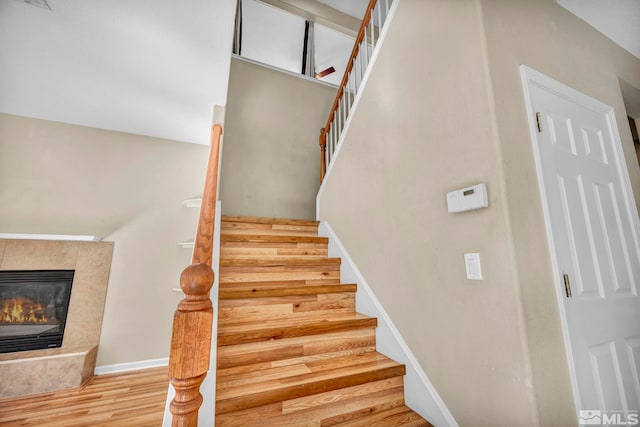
[221,233,328,244]
[222,215,320,227]
[220,258,341,267]
[219,283,357,299]
[217,312,376,346]
[334,405,433,427]
[216,352,405,415]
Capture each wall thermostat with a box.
[447,183,488,213]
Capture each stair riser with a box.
[215,378,405,427]
[219,265,340,284]
[216,365,406,415]
[217,317,378,347]
[219,280,342,292]
[219,284,357,300]
[217,328,377,370]
[221,242,328,259]
[221,215,319,227]
[219,293,355,323]
[222,222,318,236]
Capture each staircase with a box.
[214,215,432,426]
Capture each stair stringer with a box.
[318,221,459,427]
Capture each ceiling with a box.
[0,0,236,145]
[556,0,640,58]
[315,0,366,20]
[0,0,637,147]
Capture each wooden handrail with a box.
[192,124,222,267]
[319,0,378,182]
[168,124,222,427]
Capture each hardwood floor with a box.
[0,367,168,426]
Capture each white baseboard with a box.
[94,357,168,375]
[318,221,459,427]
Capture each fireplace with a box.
[0,270,74,354]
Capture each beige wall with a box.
[220,57,336,220]
[480,1,640,425]
[0,113,209,366]
[319,1,537,425]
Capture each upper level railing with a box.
[319,0,394,182]
[167,124,222,427]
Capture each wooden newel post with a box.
[168,263,215,427]
[319,128,327,183]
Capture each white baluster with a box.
[341,96,346,133]
[337,98,342,139]
[370,7,375,47]
[325,132,330,167]
[327,126,332,164]
[331,122,336,158]
[336,103,341,143]
[332,122,337,160]
[354,52,361,91]
[347,73,353,112]
[362,29,369,66]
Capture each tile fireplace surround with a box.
[0,239,113,398]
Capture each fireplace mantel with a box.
[0,239,113,398]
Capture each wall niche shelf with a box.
[182,197,202,208]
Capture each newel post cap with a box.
[179,263,214,297]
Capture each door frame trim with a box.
[519,65,640,413]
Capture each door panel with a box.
[523,69,640,415]
[589,341,628,410]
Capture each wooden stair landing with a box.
[215,215,432,426]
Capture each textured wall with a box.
[220,57,336,220]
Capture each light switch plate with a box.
[464,253,482,280]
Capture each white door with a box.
[521,66,640,416]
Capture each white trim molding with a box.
[0,233,101,241]
[318,221,459,427]
[94,357,168,375]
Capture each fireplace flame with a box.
[0,297,58,325]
